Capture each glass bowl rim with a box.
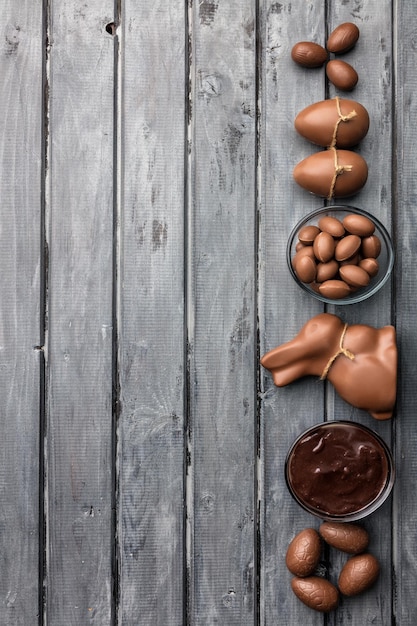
[285,419,395,522]
[286,204,395,305]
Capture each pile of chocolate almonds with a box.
[291,24,370,200]
[291,211,381,300]
[286,523,380,613]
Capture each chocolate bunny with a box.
[261,313,397,420]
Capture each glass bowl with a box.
[285,420,395,522]
[287,205,394,305]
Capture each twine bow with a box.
[320,323,355,380]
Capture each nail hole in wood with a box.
[105,22,117,36]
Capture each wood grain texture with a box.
[259,1,396,624]
[45,1,115,623]
[392,1,417,624]
[259,1,325,623]
[187,0,257,623]
[117,3,186,624]
[324,3,395,625]
[0,2,43,624]
[1,1,415,624]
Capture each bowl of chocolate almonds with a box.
[287,205,394,304]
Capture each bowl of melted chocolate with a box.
[285,421,395,521]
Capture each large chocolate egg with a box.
[293,149,368,198]
[295,98,369,148]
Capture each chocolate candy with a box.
[294,98,369,149]
[291,577,339,613]
[286,528,321,577]
[292,213,381,298]
[293,149,368,199]
[326,60,359,92]
[291,41,328,68]
[260,313,397,420]
[327,22,360,54]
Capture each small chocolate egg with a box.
[294,254,317,283]
[335,234,362,261]
[343,213,376,236]
[291,41,328,68]
[319,522,369,555]
[327,22,360,54]
[359,257,379,277]
[313,231,335,262]
[326,60,358,92]
[294,98,370,148]
[286,528,321,577]
[298,224,320,244]
[291,577,339,612]
[316,259,339,282]
[338,554,380,596]
[361,234,382,258]
[293,150,368,198]
[339,264,371,287]
[318,215,345,238]
[318,279,351,299]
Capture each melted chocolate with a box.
[287,422,390,516]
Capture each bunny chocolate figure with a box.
[261,313,397,420]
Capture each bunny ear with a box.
[260,341,313,386]
[260,314,346,387]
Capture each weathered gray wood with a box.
[324,4,395,625]
[0,2,43,624]
[392,1,417,624]
[117,3,186,624]
[188,0,257,623]
[1,1,416,624]
[259,2,325,623]
[45,1,115,622]
[259,0,396,624]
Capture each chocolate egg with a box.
[294,98,369,148]
[316,259,339,282]
[286,528,321,577]
[294,254,317,283]
[338,554,380,596]
[339,265,371,287]
[319,521,369,555]
[298,224,320,244]
[361,234,382,258]
[293,150,368,198]
[313,231,335,263]
[335,234,361,261]
[343,213,376,236]
[327,22,360,54]
[291,577,339,612]
[326,60,358,92]
[359,257,379,277]
[318,215,345,237]
[318,279,351,299]
[291,42,328,68]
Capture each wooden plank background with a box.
[0,0,416,624]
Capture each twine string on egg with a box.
[327,147,353,200]
[320,322,355,380]
[327,97,357,200]
[329,96,357,149]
